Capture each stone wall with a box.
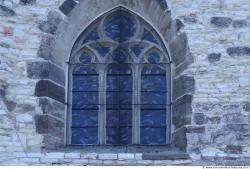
[0,0,249,166]
[170,0,250,161]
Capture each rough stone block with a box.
[35,80,65,103]
[39,11,63,34]
[208,53,221,63]
[16,113,33,123]
[232,20,247,28]
[227,47,250,57]
[184,15,197,23]
[35,114,64,139]
[37,35,54,61]
[193,113,207,125]
[172,127,187,151]
[173,75,195,100]
[169,32,189,66]
[172,95,192,129]
[143,152,189,160]
[65,153,81,159]
[59,0,78,15]
[20,0,36,5]
[225,145,242,154]
[27,61,65,86]
[186,126,205,133]
[98,153,117,160]
[211,17,232,28]
[243,102,250,112]
[88,159,102,165]
[39,97,65,120]
[46,152,65,159]
[81,153,98,159]
[137,160,153,165]
[0,5,15,16]
[118,153,135,160]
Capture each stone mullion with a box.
[133,64,140,144]
[98,64,106,144]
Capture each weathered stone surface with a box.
[16,113,33,123]
[27,61,65,86]
[173,75,195,100]
[3,100,17,112]
[34,114,64,139]
[46,152,65,159]
[81,153,98,160]
[175,19,184,31]
[232,20,247,28]
[59,0,78,15]
[225,145,242,154]
[0,5,15,16]
[173,95,192,129]
[172,127,187,151]
[169,32,189,66]
[98,153,117,160]
[184,15,197,23]
[143,152,189,160]
[39,11,63,34]
[186,126,205,133]
[243,102,250,112]
[156,0,168,9]
[227,47,250,56]
[35,80,65,103]
[65,153,80,159]
[208,53,221,63]
[37,35,54,61]
[118,153,134,160]
[193,113,207,125]
[20,0,36,5]
[39,98,65,119]
[211,17,232,28]
[224,124,250,133]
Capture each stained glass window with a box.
[69,8,171,146]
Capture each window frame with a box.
[66,8,172,146]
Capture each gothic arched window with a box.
[68,8,171,145]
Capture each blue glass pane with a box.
[106,92,132,105]
[106,127,132,145]
[108,65,131,74]
[141,76,166,91]
[93,46,110,57]
[82,28,99,44]
[72,110,98,127]
[107,76,132,91]
[105,12,136,42]
[71,128,98,145]
[73,76,98,91]
[113,47,128,63]
[141,92,166,105]
[148,52,161,63]
[141,110,166,127]
[72,92,98,108]
[106,109,132,127]
[73,66,97,74]
[142,29,158,44]
[79,52,92,63]
[140,127,166,145]
[142,66,165,75]
[131,46,144,56]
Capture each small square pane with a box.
[71,127,98,145]
[106,109,132,127]
[73,76,98,91]
[106,127,132,145]
[141,76,166,92]
[106,92,132,105]
[72,92,98,108]
[140,127,166,145]
[141,110,166,127]
[72,110,98,127]
[141,92,166,105]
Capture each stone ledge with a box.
[27,61,65,86]
[59,0,78,15]
[143,152,189,160]
[35,80,65,103]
